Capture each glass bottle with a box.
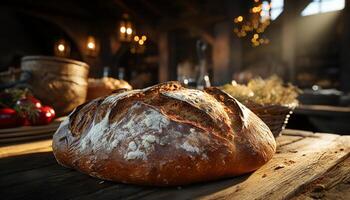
[196,40,211,89]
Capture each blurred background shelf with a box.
[0,117,65,145]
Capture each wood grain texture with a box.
[292,157,350,200]
[199,134,349,200]
[0,129,349,200]
[123,133,349,200]
[0,139,52,158]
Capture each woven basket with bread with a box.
[220,75,300,137]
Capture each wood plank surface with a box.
[292,157,350,200]
[0,152,57,176]
[199,134,349,200]
[0,129,349,200]
[0,139,52,158]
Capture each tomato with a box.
[29,106,55,126]
[0,108,24,129]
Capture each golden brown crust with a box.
[52,81,276,186]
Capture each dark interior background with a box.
[0,0,350,91]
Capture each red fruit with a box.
[16,96,42,109]
[0,108,24,129]
[29,106,55,126]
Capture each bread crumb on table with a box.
[312,184,325,192]
[274,164,286,170]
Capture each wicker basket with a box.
[244,102,295,138]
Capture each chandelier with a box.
[233,0,271,47]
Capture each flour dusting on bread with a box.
[162,89,231,126]
[180,141,200,154]
[52,81,276,186]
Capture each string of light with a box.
[233,0,271,47]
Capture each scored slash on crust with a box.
[52,81,276,186]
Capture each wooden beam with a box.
[212,22,233,85]
[281,1,304,82]
[0,1,93,20]
[139,0,164,17]
[158,32,169,82]
[112,0,147,24]
[176,0,200,15]
[159,15,227,31]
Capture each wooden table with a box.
[0,129,349,200]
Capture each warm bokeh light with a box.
[119,14,134,42]
[126,28,132,35]
[237,16,243,22]
[86,36,96,50]
[87,42,95,49]
[252,6,262,13]
[54,39,70,57]
[57,44,65,52]
[138,40,144,45]
[120,26,126,33]
[141,35,147,41]
[134,36,139,41]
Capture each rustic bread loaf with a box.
[52,81,276,186]
[87,77,132,101]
